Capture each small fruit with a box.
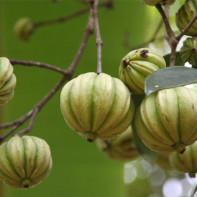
[0,135,52,188]
[155,152,172,170]
[119,48,166,94]
[0,57,16,104]
[14,18,34,41]
[176,0,197,36]
[134,86,197,154]
[60,72,135,142]
[142,0,175,6]
[170,141,197,177]
[180,37,197,67]
[97,126,139,162]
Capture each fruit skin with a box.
[97,126,139,162]
[0,135,52,189]
[134,86,197,154]
[142,0,175,6]
[170,141,197,177]
[0,57,16,104]
[14,18,34,41]
[180,37,197,67]
[119,48,166,94]
[176,0,197,36]
[60,72,135,142]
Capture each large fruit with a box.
[0,57,16,104]
[14,18,34,41]
[60,72,135,142]
[176,0,197,36]
[142,0,175,6]
[180,37,197,67]
[134,86,197,154]
[119,48,166,94]
[97,126,139,162]
[170,141,197,177]
[0,135,52,189]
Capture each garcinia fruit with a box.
[97,126,139,162]
[60,72,135,142]
[14,18,34,41]
[142,0,175,6]
[119,48,166,94]
[176,0,197,36]
[155,152,172,170]
[180,37,197,67]
[0,57,16,104]
[0,135,52,189]
[170,141,197,177]
[134,86,197,154]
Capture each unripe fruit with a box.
[170,141,197,177]
[142,0,175,6]
[134,86,197,154]
[97,126,139,162]
[60,72,135,142]
[119,48,166,94]
[176,0,197,36]
[0,135,52,189]
[155,152,172,170]
[180,37,197,67]
[14,18,34,41]
[0,57,16,104]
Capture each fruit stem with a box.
[174,142,186,154]
[86,132,97,142]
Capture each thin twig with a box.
[93,0,103,74]
[10,59,67,75]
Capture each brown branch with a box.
[10,59,67,75]
[0,3,96,142]
[93,0,103,74]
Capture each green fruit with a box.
[176,0,197,36]
[60,72,135,142]
[170,141,197,177]
[0,135,52,188]
[142,0,175,6]
[14,18,34,41]
[134,86,197,154]
[0,57,16,104]
[155,152,172,170]
[180,37,197,67]
[119,48,166,94]
[97,126,139,162]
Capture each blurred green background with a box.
[0,0,158,196]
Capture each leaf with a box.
[164,52,184,66]
[145,66,197,96]
[132,123,158,164]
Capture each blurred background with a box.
[1,0,194,197]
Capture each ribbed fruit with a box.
[170,141,197,177]
[119,48,166,94]
[155,152,172,170]
[142,0,175,6]
[0,135,52,189]
[14,18,34,41]
[0,57,16,104]
[134,86,197,154]
[176,0,197,36]
[97,126,139,162]
[60,72,135,142]
[180,37,197,67]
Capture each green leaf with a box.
[145,66,197,96]
[132,123,158,164]
[164,52,184,66]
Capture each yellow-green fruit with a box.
[176,0,197,36]
[170,141,197,177]
[0,135,52,189]
[119,48,166,94]
[180,37,197,67]
[134,86,197,154]
[97,126,139,162]
[155,152,172,170]
[142,0,175,6]
[0,57,16,104]
[60,72,135,142]
[14,18,34,41]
